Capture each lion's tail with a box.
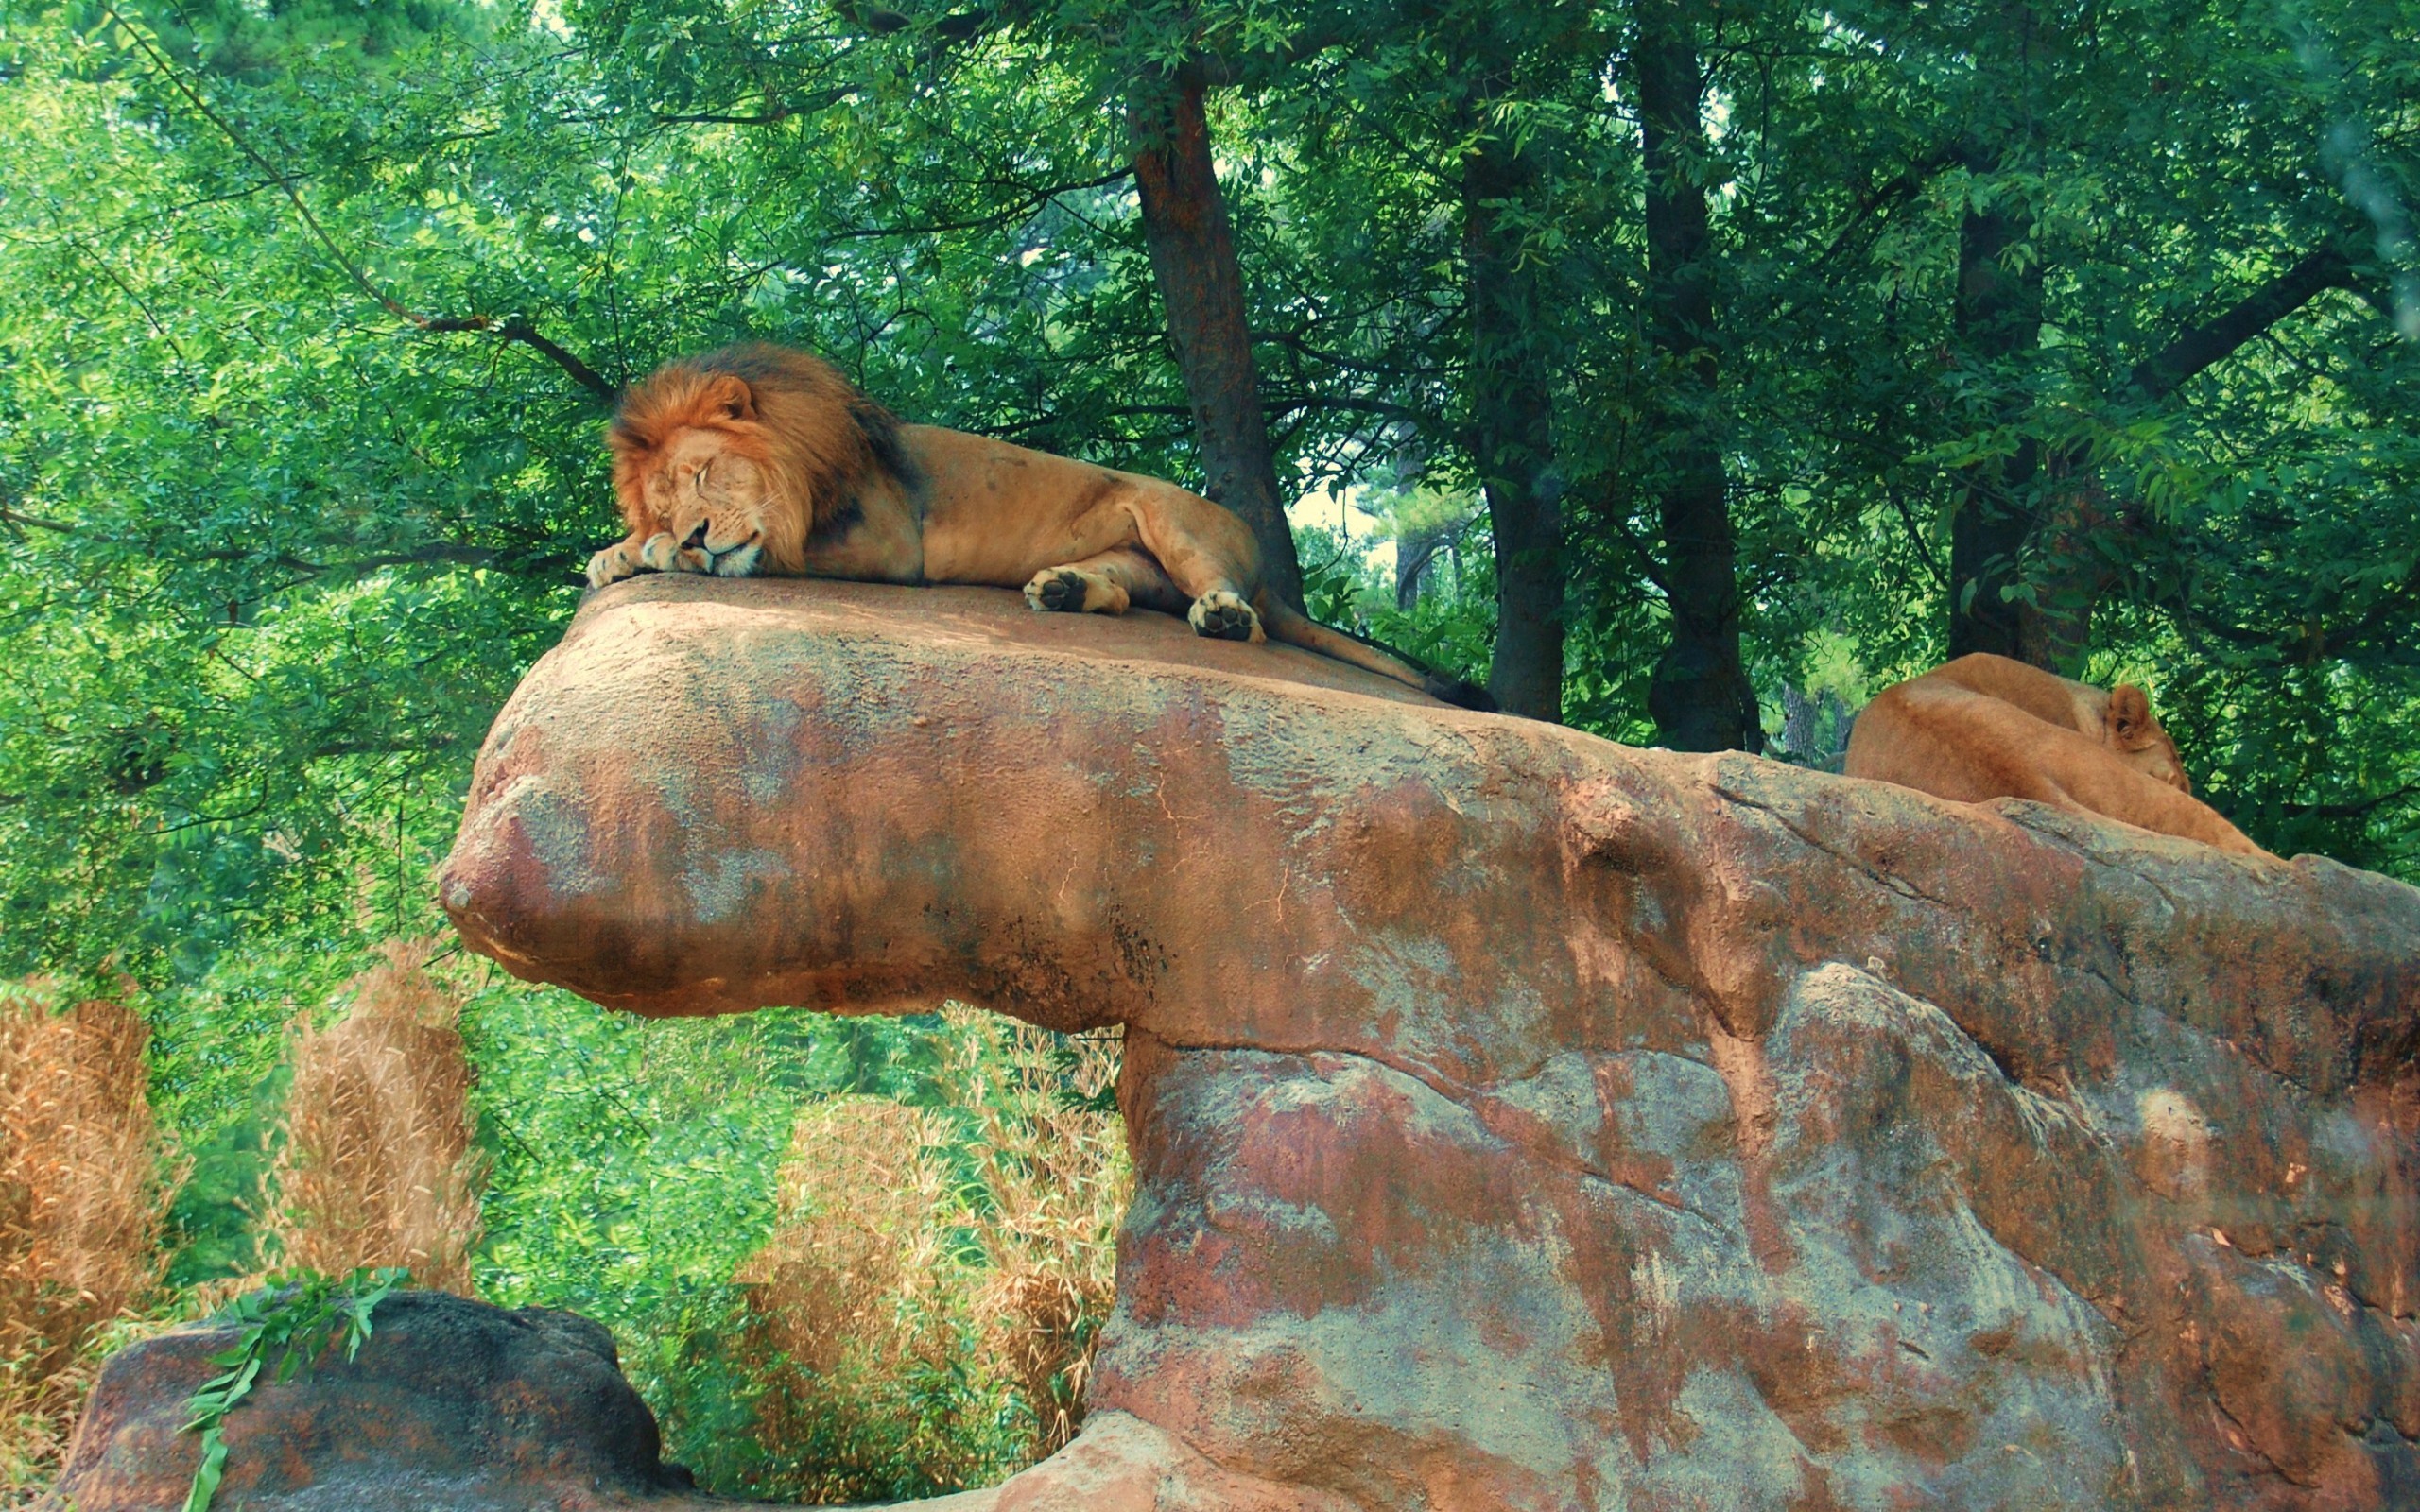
[1257,596,1496,712]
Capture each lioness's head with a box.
[2106,684,2193,794]
[608,344,902,576]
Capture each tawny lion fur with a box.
[1845,654,2270,857]
[588,343,1475,703]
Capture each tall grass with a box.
[951,1011,1127,1462]
[260,942,485,1293]
[0,964,1127,1506]
[733,1095,998,1501]
[0,982,178,1498]
[724,1007,1130,1503]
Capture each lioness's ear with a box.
[2109,685,2156,749]
[703,373,755,423]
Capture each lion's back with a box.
[1845,663,2265,855]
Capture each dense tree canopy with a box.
[2,0,2414,1055]
[0,0,2412,1490]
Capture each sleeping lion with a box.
[1844,654,2270,857]
[584,342,1488,708]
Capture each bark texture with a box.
[1635,0,1757,751]
[1948,164,2049,665]
[1462,124,1566,722]
[434,575,2420,1511]
[1131,66,1303,612]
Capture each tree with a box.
[1634,0,1758,750]
[1461,79,1569,721]
[1130,60,1305,610]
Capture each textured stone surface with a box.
[47,1290,714,1510]
[442,575,2420,1510]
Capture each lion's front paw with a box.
[639,531,711,575]
[1188,589,1263,643]
[586,540,648,590]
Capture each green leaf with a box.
[182,1427,227,1512]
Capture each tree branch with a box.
[103,6,617,405]
[421,318,619,403]
[1193,30,1345,90]
[2273,781,2419,820]
[1272,394,1429,425]
[1,507,558,585]
[2127,244,2358,401]
[846,4,999,42]
[818,168,1132,244]
[102,5,417,323]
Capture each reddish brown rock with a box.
[47,1289,715,1510]
[441,575,2420,1510]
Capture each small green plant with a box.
[178,1268,406,1512]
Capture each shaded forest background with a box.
[0,0,2414,1501]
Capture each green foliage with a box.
[180,1266,405,1512]
[0,0,2411,988]
[456,974,994,1484]
[0,0,2415,1496]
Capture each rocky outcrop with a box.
[47,1289,714,1510]
[441,575,2420,1510]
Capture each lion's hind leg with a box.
[1100,484,1270,643]
[1023,547,1179,618]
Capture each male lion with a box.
[1844,653,2271,857]
[585,343,1489,708]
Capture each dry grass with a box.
[261,941,486,1294]
[0,981,178,1500]
[947,1009,1129,1461]
[731,1008,1131,1501]
[734,1095,991,1501]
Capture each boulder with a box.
[47,1289,716,1510]
[441,575,2420,1510]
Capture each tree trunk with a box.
[1635,0,1758,751]
[1461,126,1566,721]
[1947,173,2048,664]
[1130,65,1304,611]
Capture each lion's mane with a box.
[606,343,916,574]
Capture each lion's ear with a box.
[704,374,755,423]
[2108,685,2157,749]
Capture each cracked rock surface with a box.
[440,574,2420,1510]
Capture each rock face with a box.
[48,1289,714,1511]
[441,575,2420,1511]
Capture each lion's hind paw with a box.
[1188,589,1263,643]
[1026,568,1089,613]
[1024,566,1129,616]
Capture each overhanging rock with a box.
[441,574,2420,1510]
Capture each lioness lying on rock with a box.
[1845,654,2271,857]
[584,341,1490,708]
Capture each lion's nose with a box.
[683,521,710,551]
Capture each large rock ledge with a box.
[441,575,2420,1510]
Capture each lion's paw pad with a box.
[1027,570,1091,613]
[1189,591,1260,642]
